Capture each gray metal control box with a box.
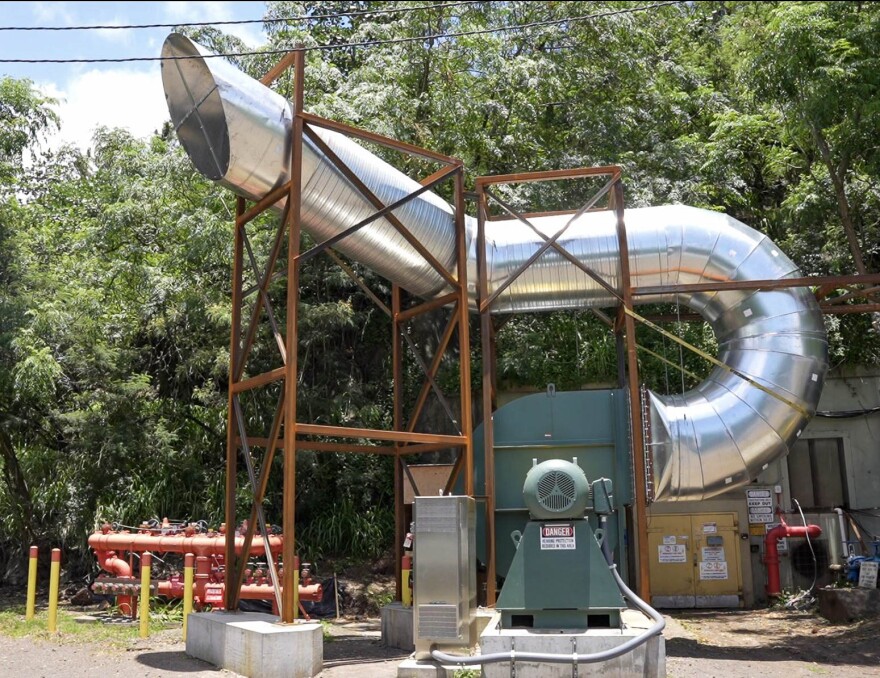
[413,495,476,659]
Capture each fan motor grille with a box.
[536,470,577,512]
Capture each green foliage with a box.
[0,77,58,185]
[298,497,395,562]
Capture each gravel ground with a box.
[1,608,877,677]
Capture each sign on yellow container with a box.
[647,512,743,608]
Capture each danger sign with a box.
[540,523,576,550]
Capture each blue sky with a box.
[1,1,269,150]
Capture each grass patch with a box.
[0,603,181,647]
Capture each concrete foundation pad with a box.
[397,658,459,677]
[480,611,665,677]
[382,602,414,651]
[186,611,323,678]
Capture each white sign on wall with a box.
[747,489,775,524]
[701,546,726,562]
[699,561,729,580]
[658,544,687,563]
[859,561,878,589]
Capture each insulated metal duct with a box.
[161,34,828,501]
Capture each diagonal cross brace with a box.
[235,200,291,381]
[480,174,619,312]
[301,126,460,288]
[233,395,284,613]
[484,187,623,304]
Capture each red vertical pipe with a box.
[764,516,822,597]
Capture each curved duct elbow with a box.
[161,34,828,501]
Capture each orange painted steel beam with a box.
[634,272,880,296]
[224,196,246,610]
[297,441,399,455]
[454,171,474,495]
[237,437,398,455]
[231,367,287,394]
[476,165,621,187]
[476,179,497,606]
[281,48,305,624]
[397,441,467,454]
[613,181,651,601]
[300,111,461,166]
[296,423,467,446]
[260,49,301,86]
[393,284,404,602]
[396,292,459,323]
[236,182,291,227]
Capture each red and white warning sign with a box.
[204,584,224,604]
[540,523,576,550]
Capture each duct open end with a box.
[161,34,230,180]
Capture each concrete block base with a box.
[186,611,323,678]
[479,611,665,677]
[382,602,414,651]
[818,586,880,623]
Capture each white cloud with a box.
[32,1,75,24]
[93,19,135,45]
[162,1,266,47]
[40,67,170,151]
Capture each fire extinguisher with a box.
[402,522,413,607]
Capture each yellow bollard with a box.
[26,546,38,621]
[47,548,60,633]
[183,553,194,642]
[294,556,300,621]
[139,552,152,639]
[402,554,412,608]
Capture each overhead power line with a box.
[0,1,686,64]
[0,1,481,32]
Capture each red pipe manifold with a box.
[763,512,822,597]
[90,522,321,612]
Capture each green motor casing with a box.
[523,459,590,520]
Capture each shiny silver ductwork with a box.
[162,34,828,501]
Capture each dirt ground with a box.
[1,605,878,677]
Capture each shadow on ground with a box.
[322,622,410,670]
[664,610,879,668]
[137,651,223,672]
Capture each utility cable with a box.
[0,1,686,64]
[0,1,481,32]
[816,404,880,418]
[784,498,817,610]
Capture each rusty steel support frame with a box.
[223,49,474,623]
[217,51,880,624]
[473,166,653,603]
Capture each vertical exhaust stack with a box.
[162,34,828,501]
